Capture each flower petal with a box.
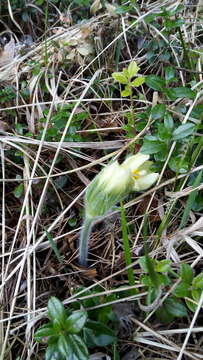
[97,161,131,194]
[123,153,149,172]
[132,173,159,191]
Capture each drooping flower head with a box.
[85,152,159,219]
[79,152,159,266]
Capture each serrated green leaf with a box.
[112,72,128,84]
[145,75,166,91]
[172,123,195,140]
[64,310,87,334]
[128,61,140,78]
[180,263,193,284]
[173,282,190,298]
[151,104,166,120]
[164,298,187,317]
[13,183,24,198]
[130,76,145,87]
[48,297,66,324]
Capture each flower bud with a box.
[85,161,133,219]
[78,152,159,266]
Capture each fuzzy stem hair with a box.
[79,217,94,267]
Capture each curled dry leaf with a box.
[0,32,16,82]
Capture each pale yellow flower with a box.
[79,152,159,265]
[122,153,159,191]
[85,152,159,219]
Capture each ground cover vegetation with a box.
[0,0,203,359]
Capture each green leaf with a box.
[34,324,56,341]
[179,170,202,228]
[158,123,172,141]
[85,321,116,347]
[157,273,171,286]
[191,288,201,302]
[185,297,197,312]
[141,274,153,287]
[151,104,166,120]
[168,156,189,174]
[164,298,187,317]
[46,230,63,264]
[164,112,174,129]
[13,183,24,198]
[140,137,166,154]
[139,256,155,273]
[193,272,203,289]
[170,87,196,99]
[173,282,190,298]
[165,66,176,82]
[154,148,168,162]
[145,75,166,91]
[155,259,171,273]
[130,76,145,87]
[97,305,113,324]
[58,335,72,358]
[144,13,158,24]
[180,263,193,284]
[156,303,175,324]
[48,297,66,324]
[172,123,195,140]
[165,18,184,30]
[67,334,89,360]
[127,61,140,78]
[139,256,159,288]
[112,72,128,84]
[64,310,87,334]
[121,88,132,97]
[45,341,60,360]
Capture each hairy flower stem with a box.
[79,217,94,267]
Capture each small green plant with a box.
[37,104,88,142]
[132,70,200,174]
[34,296,116,360]
[0,86,16,104]
[112,60,145,97]
[139,256,203,323]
